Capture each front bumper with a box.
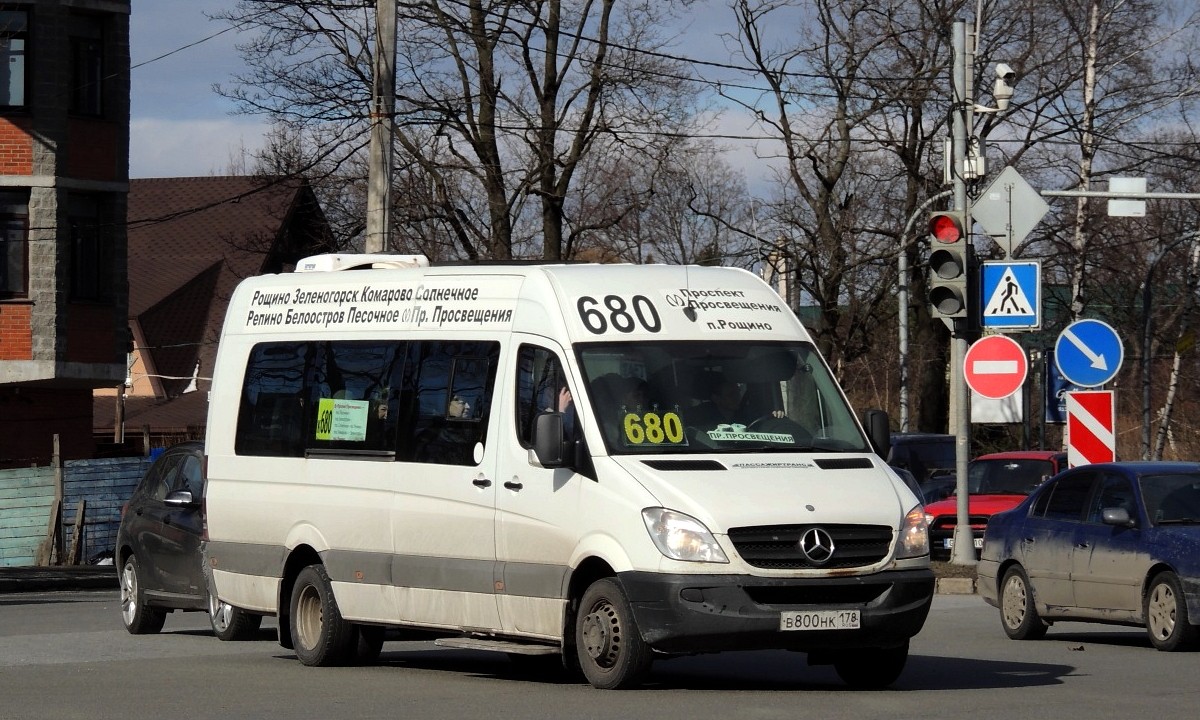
[617,567,935,655]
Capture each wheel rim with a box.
[1001,574,1028,630]
[294,583,323,651]
[580,599,621,670]
[209,591,231,633]
[1147,582,1177,641]
[120,561,138,625]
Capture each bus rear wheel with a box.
[289,564,355,666]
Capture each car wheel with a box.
[1145,571,1199,651]
[119,554,166,635]
[289,564,355,666]
[208,588,262,641]
[832,641,909,689]
[575,578,652,689]
[1000,565,1048,640]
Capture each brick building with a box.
[0,2,130,468]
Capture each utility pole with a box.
[365,0,397,253]
[949,19,976,565]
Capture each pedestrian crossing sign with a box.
[980,261,1040,329]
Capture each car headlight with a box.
[897,505,930,559]
[641,508,730,563]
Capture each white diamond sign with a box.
[972,167,1050,257]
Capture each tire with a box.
[575,578,653,689]
[119,554,166,635]
[289,564,356,666]
[1000,565,1048,640]
[1145,571,1199,651]
[832,641,909,689]
[208,588,262,641]
[354,625,386,664]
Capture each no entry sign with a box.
[964,335,1028,399]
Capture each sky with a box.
[129,1,767,181]
[130,0,268,177]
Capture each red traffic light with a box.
[929,212,964,244]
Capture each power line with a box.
[130,26,235,72]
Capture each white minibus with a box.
[202,253,933,689]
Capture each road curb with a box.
[0,567,118,593]
[935,577,978,595]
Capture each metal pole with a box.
[950,19,976,565]
[1141,252,1155,460]
[365,0,397,253]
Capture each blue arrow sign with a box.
[980,261,1040,329]
[1054,319,1124,387]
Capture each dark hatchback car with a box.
[115,441,260,640]
[979,462,1200,651]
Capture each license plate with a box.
[780,609,860,631]
[943,538,984,549]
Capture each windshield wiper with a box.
[1156,518,1200,525]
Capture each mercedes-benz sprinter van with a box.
[202,253,933,689]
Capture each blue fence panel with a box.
[63,457,153,563]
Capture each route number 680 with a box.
[623,411,685,445]
[577,295,661,334]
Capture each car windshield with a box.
[967,459,1054,495]
[576,340,870,455]
[1140,473,1200,525]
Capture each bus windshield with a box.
[576,341,870,455]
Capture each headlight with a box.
[641,508,729,563]
[897,505,930,559]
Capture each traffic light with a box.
[926,210,970,319]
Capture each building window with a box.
[0,9,28,109]
[69,194,113,302]
[0,190,28,298]
[70,16,104,116]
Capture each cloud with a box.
[130,118,268,178]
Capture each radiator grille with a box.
[727,524,892,569]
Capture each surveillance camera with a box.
[992,63,1016,111]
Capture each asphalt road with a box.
[1,590,1197,720]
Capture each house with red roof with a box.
[93,176,335,453]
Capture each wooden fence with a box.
[0,454,151,567]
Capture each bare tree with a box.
[980,0,1200,312]
[574,139,758,266]
[720,0,957,429]
[214,0,701,260]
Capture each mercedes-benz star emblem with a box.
[798,527,835,564]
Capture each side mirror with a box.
[1101,507,1136,528]
[863,409,891,459]
[532,413,567,468]
[164,489,199,508]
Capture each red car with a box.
[924,451,1067,558]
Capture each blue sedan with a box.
[978,462,1200,651]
